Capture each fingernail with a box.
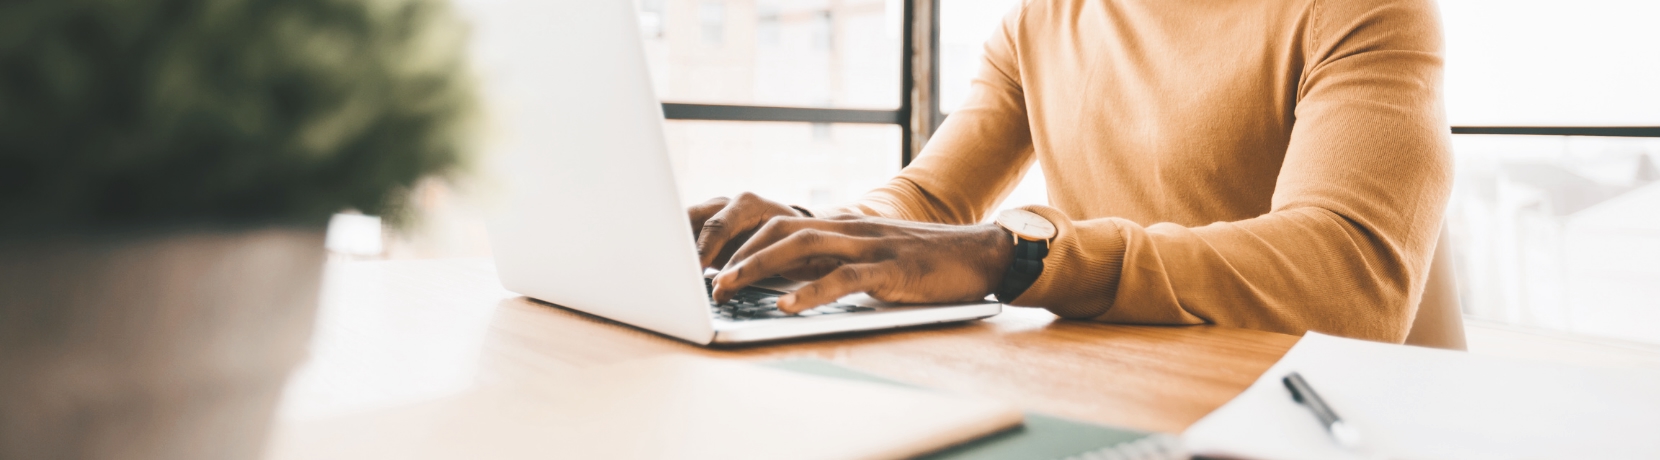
[778,294,795,311]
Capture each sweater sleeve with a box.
[817,5,1035,224]
[1014,0,1454,343]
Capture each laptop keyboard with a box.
[706,278,873,321]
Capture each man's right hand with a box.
[687,192,805,269]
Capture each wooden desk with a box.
[266,259,1297,458]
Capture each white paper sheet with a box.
[1183,332,1660,460]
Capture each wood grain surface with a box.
[270,258,1299,456]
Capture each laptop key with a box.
[706,285,889,321]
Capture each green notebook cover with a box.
[762,359,1166,460]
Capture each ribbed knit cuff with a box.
[1009,205,1127,319]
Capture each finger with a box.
[711,229,866,303]
[687,196,730,237]
[724,216,864,270]
[777,263,889,313]
[779,257,843,281]
[721,215,805,269]
[694,200,769,268]
[709,236,747,270]
[694,205,739,268]
[697,193,789,268]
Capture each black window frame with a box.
[661,0,1660,170]
[660,0,939,167]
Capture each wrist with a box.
[976,224,1016,297]
[988,208,1056,304]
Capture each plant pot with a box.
[0,227,327,460]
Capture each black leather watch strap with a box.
[994,237,1048,304]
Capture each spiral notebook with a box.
[763,359,1184,460]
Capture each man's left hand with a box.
[710,214,1015,313]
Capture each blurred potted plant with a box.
[0,0,475,459]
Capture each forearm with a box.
[1014,203,1442,342]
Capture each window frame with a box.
[660,0,940,166]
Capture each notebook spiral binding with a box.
[1063,433,1187,460]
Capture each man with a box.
[689,0,1452,343]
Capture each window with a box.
[665,121,900,208]
[1448,135,1660,344]
[1441,0,1660,126]
[644,0,923,209]
[1442,0,1660,346]
[644,0,904,109]
[639,0,666,38]
[699,1,726,46]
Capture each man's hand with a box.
[710,214,1015,313]
[687,192,808,269]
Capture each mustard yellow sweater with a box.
[831,0,1453,342]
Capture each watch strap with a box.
[994,237,1049,304]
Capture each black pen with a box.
[1283,372,1362,450]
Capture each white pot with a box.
[0,228,326,460]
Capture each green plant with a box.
[0,0,475,232]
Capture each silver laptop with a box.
[484,0,1000,345]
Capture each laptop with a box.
[483,0,1001,345]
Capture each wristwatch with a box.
[992,209,1056,304]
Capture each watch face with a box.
[996,209,1057,241]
